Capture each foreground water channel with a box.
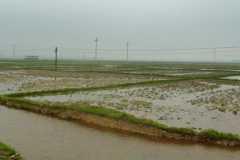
[0,105,239,160]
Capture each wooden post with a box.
[126,41,129,61]
[55,47,58,71]
[94,37,98,61]
[54,47,58,81]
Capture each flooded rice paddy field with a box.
[0,69,163,94]
[190,87,240,113]
[28,80,240,134]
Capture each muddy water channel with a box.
[0,105,239,160]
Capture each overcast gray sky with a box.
[0,0,240,61]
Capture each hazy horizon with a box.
[0,0,240,61]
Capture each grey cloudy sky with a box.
[0,0,240,61]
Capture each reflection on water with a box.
[0,105,239,160]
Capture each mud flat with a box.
[1,105,240,160]
[190,86,240,114]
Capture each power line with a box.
[126,46,240,52]
[0,46,239,53]
[0,45,240,61]
[213,48,217,63]
[60,46,240,52]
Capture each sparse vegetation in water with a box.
[190,87,240,113]
[0,69,168,93]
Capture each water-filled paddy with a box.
[28,80,240,134]
[0,69,164,94]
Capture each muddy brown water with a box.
[0,105,240,160]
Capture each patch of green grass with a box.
[199,129,240,141]
[0,142,22,160]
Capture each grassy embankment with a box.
[0,142,22,160]
[0,93,240,148]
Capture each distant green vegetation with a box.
[1,59,240,75]
[0,142,22,160]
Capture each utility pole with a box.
[55,47,58,71]
[213,48,217,63]
[12,44,16,59]
[94,37,98,61]
[126,41,129,61]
